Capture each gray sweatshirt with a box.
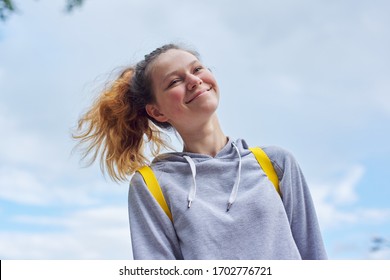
[128,138,327,260]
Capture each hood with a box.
[152,138,250,211]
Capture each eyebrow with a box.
[162,60,199,84]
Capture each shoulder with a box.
[259,146,300,178]
[128,171,149,205]
[261,146,296,163]
[129,167,165,203]
[130,164,165,187]
[129,171,147,192]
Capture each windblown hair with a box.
[73,44,199,182]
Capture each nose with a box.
[187,74,202,90]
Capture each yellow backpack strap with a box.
[249,147,281,197]
[137,166,173,221]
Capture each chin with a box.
[199,99,219,115]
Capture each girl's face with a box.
[146,49,220,131]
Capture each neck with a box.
[178,115,227,157]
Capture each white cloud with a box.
[0,110,63,171]
[0,67,4,84]
[372,80,390,116]
[369,248,390,260]
[0,107,128,206]
[0,167,100,206]
[0,206,131,259]
[331,166,364,205]
[13,207,128,230]
[311,165,390,230]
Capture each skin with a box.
[146,49,227,156]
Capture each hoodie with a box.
[128,138,327,260]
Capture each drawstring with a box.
[227,142,242,211]
[183,142,242,211]
[183,155,197,208]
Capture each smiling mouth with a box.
[185,87,212,104]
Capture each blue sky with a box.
[0,0,389,259]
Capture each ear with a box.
[145,104,169,123]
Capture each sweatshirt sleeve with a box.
[263,146,328,260]
[128,171,183,260]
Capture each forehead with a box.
[151,49,200,78]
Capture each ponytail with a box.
[73,67,170,182]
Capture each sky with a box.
[0,0,389,259]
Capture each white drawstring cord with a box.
[183,155,197,208]
[227,142,242,211]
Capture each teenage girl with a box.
[74,43,327,260]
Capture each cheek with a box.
[201,72,218,88]
[168,89,184,103]
[156,88,182,105]
[156,89,185,116]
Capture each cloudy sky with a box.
[0,0,389,259]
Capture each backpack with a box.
[137,147,280,222]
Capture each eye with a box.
[193,66,203,73]
[168,78,180,88]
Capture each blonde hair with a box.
[73,44,199,182]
